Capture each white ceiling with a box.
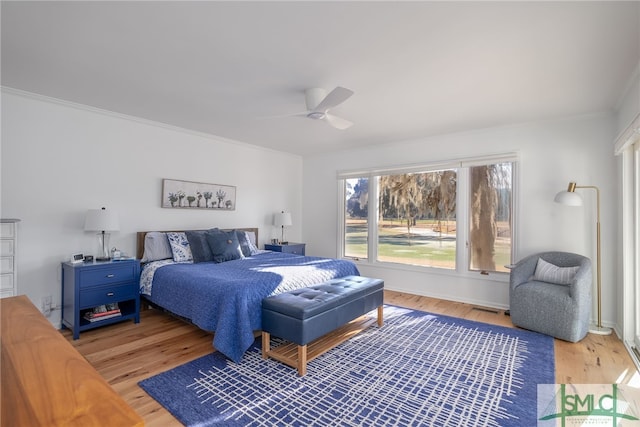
[2,1,639,156]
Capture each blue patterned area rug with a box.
[139,305,554,426]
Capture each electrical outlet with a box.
[42,295,52,317]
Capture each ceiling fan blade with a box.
[324,113,353,130]
[313,86,354,112]
[257,110,308,119]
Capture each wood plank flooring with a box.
[62,290,639,426]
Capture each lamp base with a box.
[96,231,111,261]
[589,324,612,336]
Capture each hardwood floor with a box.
[63,290,639,426]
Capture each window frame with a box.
[338,153,518,280]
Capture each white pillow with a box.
[166,232,193,262]
[141,232,173,263]
[533,258,579,285]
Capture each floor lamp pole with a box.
[579,185,611,335]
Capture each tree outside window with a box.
[377,170,457,268]
[342,160,514,274]
[469,162,512,273]
[345,178,369,259]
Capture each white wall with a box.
[1,89,303,327]
[303,113,618,328]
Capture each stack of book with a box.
[84,303,121,322]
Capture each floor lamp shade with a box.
[84,207,120,261]
[553,187,583,206]
[274,211,292,243]
[554,182,611,336]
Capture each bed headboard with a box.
[136,227,259,260]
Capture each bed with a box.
[136,228,360,362]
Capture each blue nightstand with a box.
[264,242,306,256]
[61,259,140,339]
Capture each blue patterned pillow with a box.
[205,229,244,263]
[166,232,193,262]
[236,230,260,257]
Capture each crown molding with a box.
[1,86,301,158]
[614,112,640,155]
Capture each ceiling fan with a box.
[301,86,354,130]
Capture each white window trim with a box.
[457,168,470,274]
[337,153,518,179]
[614,115,640,371]
[368,175,379,263]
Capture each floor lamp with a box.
[554,182,611,335]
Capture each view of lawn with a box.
[345,219,510,272]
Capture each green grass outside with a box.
[345,219,511,272]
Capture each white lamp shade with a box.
[84,208,120,231]
[274,212,292,227]
[554,191,583,206]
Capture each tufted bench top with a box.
[262,275,384,320]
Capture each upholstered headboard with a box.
[136,227,259,260]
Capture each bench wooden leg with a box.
[297,344,307,376]
[262,332,270,359]
[377,305,384,327]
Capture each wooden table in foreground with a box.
[1,295,144,426]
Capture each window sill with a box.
[346,258,510,283]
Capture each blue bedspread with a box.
[142,252,360,362]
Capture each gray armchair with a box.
[509,251,592,342]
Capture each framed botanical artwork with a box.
[161,179,236,210]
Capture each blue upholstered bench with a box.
[261,275,384,375]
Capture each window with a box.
[616,130,640,359]
[469,162,512,273]
[344,177,369,259]
[340,155,516,275]
[377,170,457,268]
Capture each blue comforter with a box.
[142,252,360,362]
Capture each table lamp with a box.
[274,211,292,244]
[84,207,119,261]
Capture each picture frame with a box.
[71,253,84,264]
[161,179,236,210]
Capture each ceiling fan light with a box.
[307,111,326,120]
